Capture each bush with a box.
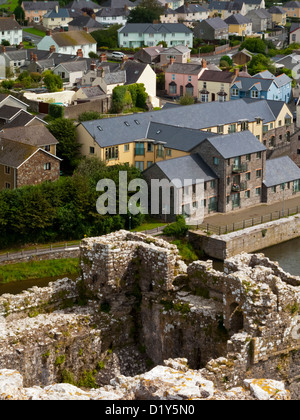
[78,111,102,122]
[49,103,64,119]
[220,55,233,66]
[1,79,14,90]
[163,215,188,238]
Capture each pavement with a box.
[203,195,300,227]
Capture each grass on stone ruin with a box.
[0,258,80,284]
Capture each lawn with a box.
[0,0,18,11]
[133,217,167,232]
[0,258,80,283]
[23,27,46,37]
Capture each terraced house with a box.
[118,23,193,48]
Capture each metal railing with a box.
[193,205,300,236]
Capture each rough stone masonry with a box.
[0,230,299,400]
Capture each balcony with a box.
[232,162,248,173]
[232,181,247,192]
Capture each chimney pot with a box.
[100,53,107,62]
[33,54,38,62]
[49,44,56,53]
[90,60,96,70]
[46,29,52,36]
[234,67,239,76]
[77,48,83,57]
[202,58,207,68]
[170,57,175,64]
[83,26,88,32]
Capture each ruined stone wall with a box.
[0,230,300,398]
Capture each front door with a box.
[212,93,215,101]
[232,192,240,209]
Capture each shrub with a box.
[49,103,64,119]
[78,111,101,122]
[163,215,188,238]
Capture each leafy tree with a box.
[91,24,122,49]
[179,94,194,105]
[247,54,276,76]
[127,0,164,23]
[239,38,266,54]
[220,55,233,67]
[42,70,63,92]
[13,5,25,23]
[47,118,81,174]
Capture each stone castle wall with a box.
[0,230,299,398]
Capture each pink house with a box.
[21,1,59,23]
[165,60,208,98]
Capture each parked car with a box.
[112,51,125,60]
[23,36,32,42]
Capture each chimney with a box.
[49,45,56,53]
[12,14,15,20]
[77,49,83,57]
[242,64,247,73]
[202,58,207,68]
[59,27,64,32]
[46,29,52,36]
[92,13,96,19]
[125,4,128,10]
[30,51,34,60]
[55,5,59,13]
[1,45,5,53]
[186,2,189,8]
[122,55,128,63]
[90,61,96,70]
[170,57,175,65]
[165,3,168,9]
[33,54,38,62]
[234,67,239,76]
[100,52,107,62]
[18,42,24,49]
[83,26,89,33]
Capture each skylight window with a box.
[124,121,130,126]
[134,120,140,125]
[97,125,103,131]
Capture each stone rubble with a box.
[0,359,290,400]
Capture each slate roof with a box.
[68,16,104,28]
[0,105,21,121]
[264,156,300,187]
[0,125,58,147]
[175,4,208,13]
[283,0,300,7]
[199,70,235,83]
[0,17,21,31]
[22,1,59,11]
[1,111,44,129]
[233,76,274,92]
[205,130,266,159]
[224,13,251,24]
[151,154,218,186]
[66,0,100,9]
[57,60,88,72]
[43,8,70,18]
[121,61,148,85]
[81,98,288,148]
[202,17,228,30]
[268,5,286,14]
[147,122,217,152]
[119,23,192,34]
[78,85,105,97]
[165,62,203,74]
[96,7,130,17]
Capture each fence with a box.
[0,242,81,264]
[193,205,300,236]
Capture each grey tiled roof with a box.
[44,8,70,18]
[205,130,266,159]
[152,154,218,185]
[202,17,228,29]
[165,62,203,74]
[264,156,300,187]
[224,13,251,24]
[119,23,192,34]
[81,98,288,147]
[22,1,58,11]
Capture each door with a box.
[232,192,240,209]
[212,93,215,101]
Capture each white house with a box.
[95,6,130,26]
[37,29,97,58]
[0,16,22,46]
[53,60,88,86]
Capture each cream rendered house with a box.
[43,6,73,30]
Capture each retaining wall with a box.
[190,214,300,260]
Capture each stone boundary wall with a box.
[0,248,80,266]
[190,214,300,260]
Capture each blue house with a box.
[230,70,292,103]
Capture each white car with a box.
[112,51,125,60]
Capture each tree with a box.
[47,118,81,174]
[13,5,25,24]
[179,94,194,105]
[127,0,164,23]
[78,111,102,122]
[220,55,233,67]
[247,54,276,76]
[239,38,266,54]
[42,70,63,92]
[91,25,122,49]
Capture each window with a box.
[89,146,95,154]
[188,75,192,82]
[228,124,236,133]
[135,161,144,171]
[240,121,248,131]
[256,151,262,159]
[210,180,216,189]
[245,190,250,199]
[217,125,224,134]
[203,82,207,89]
[135,142,144,156]
[213,157,219,165]
[246,154,251,162]
[280,183,285,190]
[124,144,130,152]
[44,163,51,170]
[5,182,10,189]
[45,145,50,152]
[105,146,119,160]
[201,93,208,102]
[255,187,261,196]
[5,166,10,174]
[169,83,177,94]
[251,90,259,98]
[245,172,251,181]
[166,149,172,157]
[218,94,226,102]
[271,186,276,193]
[147,161,153,168]
[172,74,175,80]
[256,169,262,178]
[185,85,194,96]
[232,88,239,96]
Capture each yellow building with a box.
[198,69,237,103]
[43,6,73,30]
[268,6,287,25]
[283,1,300,18]
[76,99,293,170]
[224,13,252,36]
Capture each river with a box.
[259,237,300,277]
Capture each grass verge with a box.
[0,258,80,284]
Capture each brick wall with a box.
[17,150,60,188]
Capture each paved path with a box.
[203,196,300,227]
